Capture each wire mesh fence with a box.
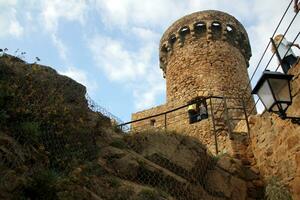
[85,93,124,125]
[100,120,262,199]
[117,133,226,199]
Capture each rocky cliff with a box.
[0,54,263,200]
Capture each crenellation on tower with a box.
[159,10,252,77]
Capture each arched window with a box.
[168,34,177,46]
[226,24,236,44]
[226,25,234,32]
[194,22,206,37]
[179,26,190,37]
[211,21,222,40]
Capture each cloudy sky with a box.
[1,0,299,122]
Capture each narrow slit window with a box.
[150,119,156,126]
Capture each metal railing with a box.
[118,95,250,155]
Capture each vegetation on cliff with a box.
[0,54,265,200]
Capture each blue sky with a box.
[1,0,299,122]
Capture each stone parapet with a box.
[159,10,251,75]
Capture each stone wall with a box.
[247,62,300,199]
[132,97,250,156]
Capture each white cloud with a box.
[94,0,187,29]
[133,71,165,110]
[41,0,88,32]
[0,6,24,38]
[39,0,88,64]
[93,0,257,30]
[9,17,24,37]
[131,27,160,41]
[51,34,68,61]
[59,67,98,92]
[88,33,166,110]
[88,34,153,81]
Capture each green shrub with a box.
[19,121,41,143]
[82,162,105,176]
[111,186,134,200]
[110,139,127,149]
[24,169,60,200]
[0,110,9,125]
[137,189,167,200]
[107,176,121,188]
[265,177,292,200]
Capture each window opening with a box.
[187,98,208,124]
[150,119,156,126]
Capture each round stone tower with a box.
[159,10,253,105]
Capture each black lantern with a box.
[252,70,300,124]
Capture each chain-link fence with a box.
[85,93,124,125]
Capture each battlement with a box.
[159,10,252,75]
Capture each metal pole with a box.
[242,98,251,139]
[210,97,219,155]
[223,97,233,140]
[164,113,167,132]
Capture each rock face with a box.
[0,54,113,199]
[116,131,263,200]
[0,54,263,199]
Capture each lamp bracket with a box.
[281,116,300,125]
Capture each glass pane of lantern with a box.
[257,81,275,110]
[280,103,288,111]
[269,78,291,102]
[272,103,288,112]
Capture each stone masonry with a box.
[132,10,256,155]
[246,62,300,199]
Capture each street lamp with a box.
[252,70,300,124]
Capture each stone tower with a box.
[132,10,255,155]
[160,10,252,104]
